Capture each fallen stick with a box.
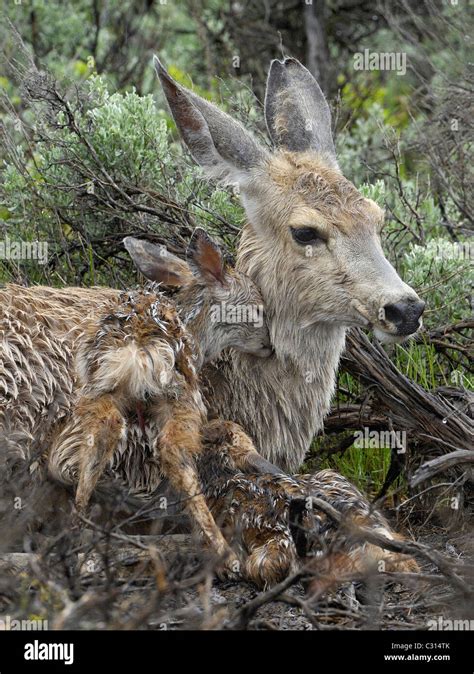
[0,534,195,577]
[410,449,474,487]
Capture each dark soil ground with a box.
[0,519,472,631]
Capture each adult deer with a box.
[153,56,424,472]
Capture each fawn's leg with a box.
[202,419,285,475]
[205,474,299,588]
[200,420,314,586]
[156,401,238,569]
[75,395,125,512]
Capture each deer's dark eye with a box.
[290,227,324,245]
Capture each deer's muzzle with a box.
[383,298,425,336]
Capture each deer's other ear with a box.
[186,228,226,286]
[264,57,338,168]
[123,237,193,287]
[154,56,268,184]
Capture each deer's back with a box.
[0,284,120,464]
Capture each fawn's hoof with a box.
[215,550,242,582]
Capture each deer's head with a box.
[154,56,424,345]
[124,228,271,365]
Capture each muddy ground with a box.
[0,521,472,631]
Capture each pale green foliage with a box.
[337,103,390,185]
[1,75,242,284]
[402,239,472,327]
[85,81,172,185]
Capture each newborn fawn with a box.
[50,228,270,570]
[201,420,419,590]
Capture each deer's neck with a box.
[206,323,346,472]
[203,228,347,472]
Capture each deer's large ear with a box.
[154,56,268,183]
[123,237,193,287]
[186,228,226,286]
[264,57,337,167]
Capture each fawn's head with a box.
[154,56,424,344]
[124,228,271,365]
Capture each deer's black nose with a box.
[384,298,425,335]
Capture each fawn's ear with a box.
[186,228,226,286]
[123,237,194,287]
